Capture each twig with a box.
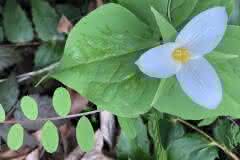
[176,118,239,160]
[0,62,59,83]
[0,110,101,125]
[0,41,41,48]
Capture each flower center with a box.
[172,48,191,63]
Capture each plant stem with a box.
[1,110,101,124]
[0,62,59,83]
[176,118,239,160]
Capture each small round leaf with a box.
[76,116,94,152]
[40,121,59,153]
[20,96,38,120]
[52,87,71,117]
[0,104,6,122]
[7,124,24,150]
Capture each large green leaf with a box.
[167,134,218,160]
[154,25,240,120]
[3,0,33,43]
[52,3,159,117]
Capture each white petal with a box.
[135,43,180,78]
[176,58,222,109]
[176,7,228,57]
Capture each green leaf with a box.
[0,47,19,71]
[56,4,81,21]
[3,0,33,43]
[0,74,19,113]
[52,3,159,117]
[198,117,217,127]
[151,7,177,42]
[7,124,24,150]
[34,43,63,69]
[40,121,59,153]
[167,134,219,160]
[0,26,4,42]
[213,119,240,150]
[117,117,150,160]
[52,87,71,117]
[31,0,59,41]
[229,0,240,25]
[20,96,38,120]
[148,0,169,17]
[115,0,159,37]
[0,104,5,122]
[148,111,167,160]
[76,116,94,152]
[118,117,137,139]
[170,0,198,27]
[154,25,240,120]
[192,0,234,16]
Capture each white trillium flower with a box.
[135,7,228,109]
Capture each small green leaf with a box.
[168,134,218,160]
[31,0,59,41]
[116,0,159,38]
[3,0,33,43]
[34,43,63,69]
[40,121,59,153]
[0,47,19,71]
[170,0,198,27]
[56,4,81,21]
[192,0,234,16]
[151,7,177,42]
[147,111,167,160]
[0,104,5,122]
[198,117,217,127]
[76,116,94,152]
[0,26,4,42]
[118,117,137,139]
[213,119,240,150]
[7,124,24,150]
[117,117,150,160]
[52,87,71,117]
[20,96,38,120]
[0,74,19,113]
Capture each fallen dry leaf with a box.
[25,148,40,160]
[65,146,84,160]
[100,111,115,148]
[57,15,73,34]
[70,90,88,114]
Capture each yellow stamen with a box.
[172,48,191,63]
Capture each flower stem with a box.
[176,118,239,160]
